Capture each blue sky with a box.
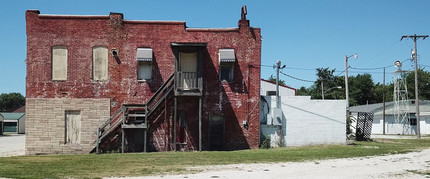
[1,0,430,95]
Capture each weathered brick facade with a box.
[26,8,261,154]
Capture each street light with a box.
[345,54,358,119]
[322,86,342,100]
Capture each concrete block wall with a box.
[261,96,346,147]
[25,98,110,155]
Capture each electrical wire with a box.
[279,71,315,83]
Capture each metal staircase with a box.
[94,74,175,153]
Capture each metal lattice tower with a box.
[393,61,409,124]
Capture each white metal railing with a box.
[177,72,198,90]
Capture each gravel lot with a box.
[2,134,429,178]
[0,134,25,157]
[120,148,430,179]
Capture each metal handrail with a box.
[147,73,174,109]
[176,72,199,90]
[95,73,175,153]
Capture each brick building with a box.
[25,7,261,154]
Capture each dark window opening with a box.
[409,113,417,126]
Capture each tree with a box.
[297,86,310,96]
[348,74,376,106]
[0,93,25,112]
[268,74,286,86]
[406,68,430,100]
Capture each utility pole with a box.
[344,54,358,121]
[274,60,286,108]
[401,34,428,138]
[383,67,386,134]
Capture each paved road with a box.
[0,134,25,157]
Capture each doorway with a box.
[179,52,198,90]
[209,115,224,150]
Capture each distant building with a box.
[0,114,3,135]
[350,100,430,135]
[0,113,25,134]
[260,79,296,96]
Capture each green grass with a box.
[1,139,430,179]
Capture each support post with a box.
[199,97,202,152]
[173,97,177,151]
[121,107,125,153]
[121,128,125,153]
[144,129,147,152]
[144,104,148,152]
[96,127,100,153]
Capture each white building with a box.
[259,79,347,147]
[260,79,296,96]
[350,100,430,135]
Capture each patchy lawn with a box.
[1,139,430,179]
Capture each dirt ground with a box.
[119,148,430,179]
[2,134,429,178]
[0,134,25,157]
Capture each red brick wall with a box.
[26,10,261,151]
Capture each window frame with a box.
[51,46,68,81]
[408,113,417,126]
[219,49,235,83]
[92,46,109,81]
[136,48,153,81]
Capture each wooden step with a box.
[122,123,148,129]
[127,113,146,117]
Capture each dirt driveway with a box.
[0,134,25,157]
[127,147,430,179]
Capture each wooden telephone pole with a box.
[401,34,428,138]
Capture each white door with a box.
[179,52,198,89]
[66,111,81,144]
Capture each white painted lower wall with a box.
[260,96,347,147]
[351,113,430,135]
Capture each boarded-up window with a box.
[219,49,235,82]
[65,111,81,144]
[52,46,68,80]
[137,48,153,80]
[93,46,108,81]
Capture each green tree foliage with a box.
[268,74,286,86]
[0,93,25,112]
[348,74,376,106]
[406,68,430,100]
[293,67,430,106]
[297,86,310,96]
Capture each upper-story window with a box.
[52,46,68,81]
[137,48,153,81]
[92,46,108,81]
[219,49,235,82]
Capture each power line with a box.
[279,71,315,83]
[285,67,315,71]
[335,67,347,76]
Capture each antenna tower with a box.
[393,60,409,124]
